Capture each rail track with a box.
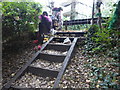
[2,31,87,89]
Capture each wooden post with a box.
[91,0,95,25]
[70,0,76,20]
[65,20,67,30]
[98,8,102,29]
[96,0,102,29]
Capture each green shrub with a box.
[2,2,42,42]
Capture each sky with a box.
[34,0,94,19]
[34,0,119,19]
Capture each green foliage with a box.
[85,56,120,89]
[63,24,90,31]
[101,0,116,17]
[109,1,120,29]
[93,67,119,88]
[2,2,42,41]
[85,1,120,53]
[2,2,42,53]
[84,1,120,89]
[93,29,110,43]
[84,25,100,52]
[85,22,119,54]
[66,25,90,30]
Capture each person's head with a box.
[59,7,63,11]
[42,11,48,16]
[52,7,63,12]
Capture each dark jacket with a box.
[39,15,52,35]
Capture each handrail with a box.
[63,17,109,25]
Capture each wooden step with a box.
[37,52,65,63]
[45,43,71,52]
[56,31,87,37]
[2,37,78,89]
[27,66,59,78]
[51,37,74,43]
[10,85,26,90]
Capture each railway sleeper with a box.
[36,53,65,63]
[11,72,56,89]
[27,66,59,78]
[2,37,78,89]
[55,31,87,37]
[45,43,71,52]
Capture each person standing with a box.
[52,7,63,30]
[38,11,52,44]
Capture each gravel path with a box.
[9,46,91,88]
[2,43,90,88]
[2,44,36,86]
[50,40,71,45]
[59,46,91,88]
[31,59,62,70]
[50,42,71,45]
[12,73,55,88]
[42,50,67,55]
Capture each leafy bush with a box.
[2,2,42,52]
[84,1,120,89]
[2,2,42,42]
[84,25,99,52]
[109,1,120,29]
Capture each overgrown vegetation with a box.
[63,24,91,30]
[1,1,119,89]
[2,2,42,52]
[84,1,120,88]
